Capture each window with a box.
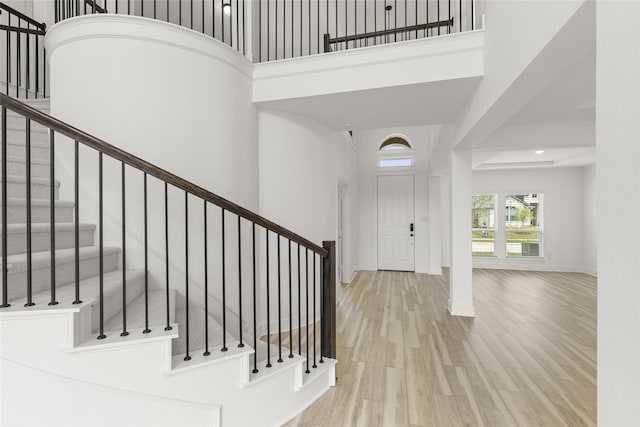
[472,194,497,256]
[505,193,543,257]
[377,136,414,170]
[379,158,413,168]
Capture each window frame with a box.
[504,193,544,259]
[471,194,498,257]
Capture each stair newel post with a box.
[305,248,309,374]
[1,107,9,308]
[48,131,58,306]
[184,191,191,361]
[143,173,150,334]
[25,118,34,306]
[221,208,228,352]
[238,214,244,348]
[321,241,336,360]
[265,229,271,368]
[164,182,172,331]
[203,200,210,356]
[120,163,128,336]
[252,222,258,373]
[73,140,81,304]
[277,234,282,363]
[97,152,104,338]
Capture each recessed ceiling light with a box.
[535,150,545,154]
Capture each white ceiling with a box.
[257,76,482,131]
[474,48,596,170]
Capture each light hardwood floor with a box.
[283,269,596,427]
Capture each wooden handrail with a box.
[0,93,328,257]
[324,17,454,51]
[0,2,46,31]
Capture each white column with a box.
[449,149,475,317]
[428,175,443,275]
[597,1,640,425]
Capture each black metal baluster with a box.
[354,0,357,48]
[319,252,324,364]
[26,25,30,99]
[300,0,302,56]
[437,0,440,35]
[459,0,462,32]
[308,0,311,53]
[288,240,293,358]
[43,48,46,97]
[6,17,11,96]
[364,0,367,46]
[266,0,269,60]
[252,222,258,373]
[258,0,261,61]
[16,19,21,97]
[277,234,282,362]
[154,0,157,19]
[297,244,301,355]
[0,108,7,308]
[471,0,474,30]
[221,208,228,351]
[143,173,150,334]
[202,0,205,33]
[204,201,210,356]
[238,214,244,347]
[97,152,104,338]
[374,0,376,45]
[448,0,451,33]
[415,0,418,39]
[35,35,39,98]
[317,0,319,53]
[266,229,272,367]
[73,141,81,304]
[184,192,191,360]
[283,0,285,58]
[121,163,128,336]
[48,132,58,306]
[426,0,429,37]
[164,183,172,331]
[222,0,226,44]
[344,0,347,49]
[312,253,317,368]
[24,119,34,306]
[191,0,194,29]
[229,0,233,48]
[242,0,246,55]
[305,248,310,373]
[275,0,278,61]
[291,0,294,58]
[265,229,271,368]
[394,0,397,42]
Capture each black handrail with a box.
[324,17,455,52]
[0,2,47,31]
[0,93,327,255]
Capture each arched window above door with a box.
[378,136,414,169]
[379,137,412,151]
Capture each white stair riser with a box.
[2,141,49,161]
[0,226,94,256]
[4,202,72,224]
[6,251,120,302]
[1,180,60,200]
[2,158,50,179]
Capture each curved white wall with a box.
[46,15,258,328]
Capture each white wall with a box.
[47,15,258,335]
[257,108,357,333]
[582,165,596,276]
[470,167,585,272]
[355,125,430,273]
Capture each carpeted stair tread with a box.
[2,246,120,274]
[22,269,144,308]
[104,289,176,333]
[172,306,235,355]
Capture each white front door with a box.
[377,175,415,271]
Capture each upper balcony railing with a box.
[53,0,476,63]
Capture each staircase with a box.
[0,96,337,426]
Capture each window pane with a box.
[379,158,412,167]
[505,194,541,229]
[506,230,541,257]
[472,194,495,229]
[472,230,495,256]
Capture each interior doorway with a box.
[377,174,415,271]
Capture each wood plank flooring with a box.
[283,269,597,427]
